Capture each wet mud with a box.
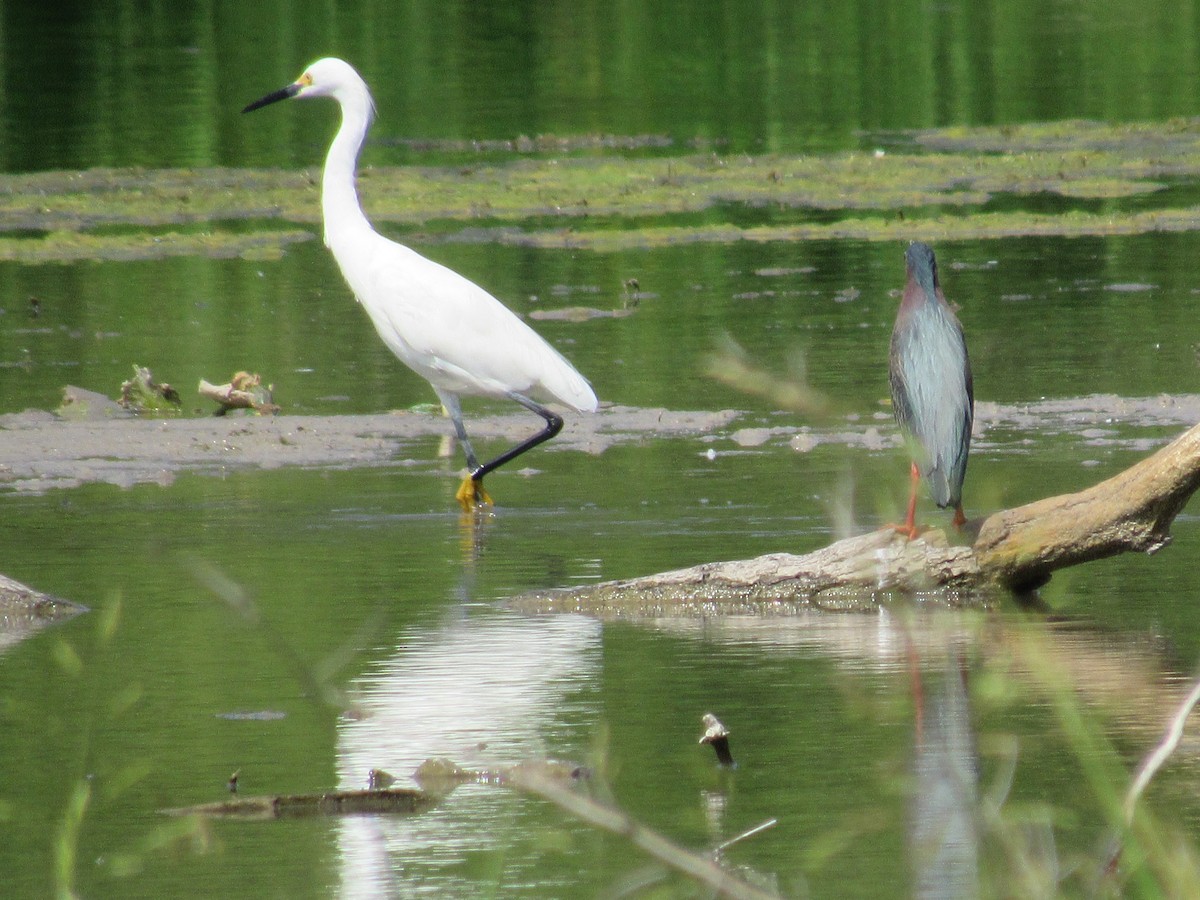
[1,393,1194,495]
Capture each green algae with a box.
[2,118,1200,261]
[0,227,312,264]
[463,205,1200,252]
[914,117,1200,155]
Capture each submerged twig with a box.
[1124,674,1200,823]
[714,819,778,856]
[507,766,777,899]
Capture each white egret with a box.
[243,58,598,510]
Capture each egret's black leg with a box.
[471,393,563,483]
[443,391,564,510]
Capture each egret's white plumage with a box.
[244,58,597,509]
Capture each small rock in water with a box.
[731,427,772,448]
[367,768,397,790]
[1105,282,1155,293]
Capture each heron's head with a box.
[905,241,939,296]
[242,57,372,113]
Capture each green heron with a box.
[889,242,973,538]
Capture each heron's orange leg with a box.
[891,462,924,540]
[952,503,967,529]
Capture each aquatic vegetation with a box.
[119,366,181,415]
[0,226,312,264]
[0,119,1198,262]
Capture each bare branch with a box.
[1125,675,1200,824]
[507,766,778,900]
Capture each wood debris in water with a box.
[119,365,181,413]
[198,371,279,415]
[699,713,736,768]
[164,757,587,821]
[164,787,438,820]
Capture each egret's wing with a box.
[350,238,597,411]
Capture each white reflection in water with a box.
[334,612,601,897]
[648,608,979,675]
[912,650,978,900]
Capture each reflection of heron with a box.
[889,242,974,537]
[243,59,598,510]
[911,650,978,899]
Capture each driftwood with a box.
[515,420,1200,612]
[119,364,181,412]
[198,371,279,416]
[164,787,436,820]
[165,758,587,821]
[974,419,1200,589]
[0,574,87,652]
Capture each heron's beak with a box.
[242,81,302,114]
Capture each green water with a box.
[3,2,1200,897]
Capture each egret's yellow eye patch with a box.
[299,72,314,87]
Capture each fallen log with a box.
[514,420,1200,611]
[974,419,1200,591]
[164,787,437,820]
[164,758,586,821]
[0,574,87,652]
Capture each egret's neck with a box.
[322,90,376,248]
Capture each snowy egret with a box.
[243,58,598,510]
[889,241,973,537]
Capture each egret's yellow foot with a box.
[455,476,493,511]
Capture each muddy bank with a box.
[1,392,1194,495]
[0,403,742,494]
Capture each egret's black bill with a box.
[242,83,301,114]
